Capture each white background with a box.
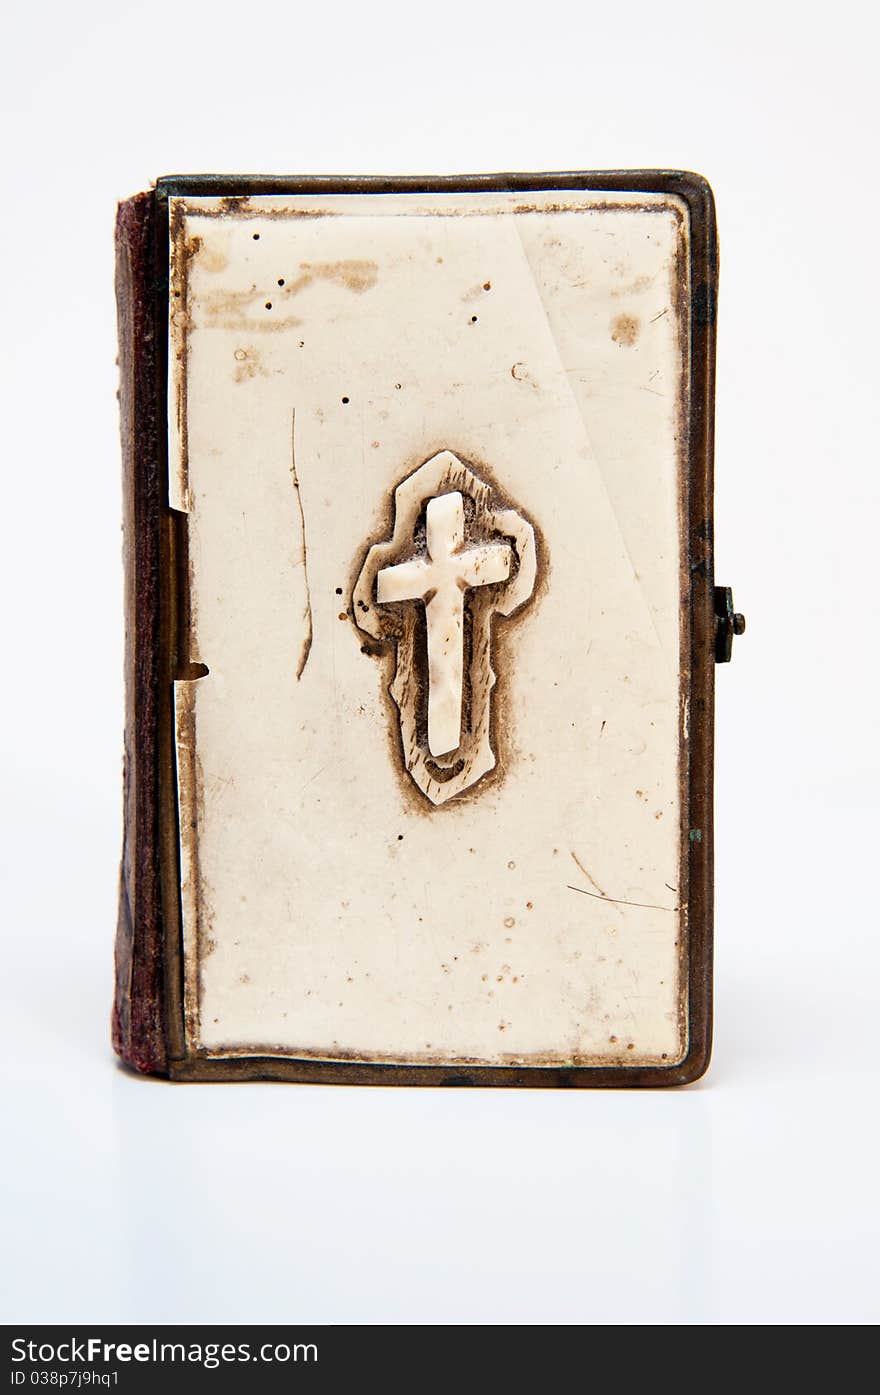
[2,0,878,1326]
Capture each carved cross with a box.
[377,492,512,757]
[354,451,537,806]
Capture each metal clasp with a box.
[714,586,746,663]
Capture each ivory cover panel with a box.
[168,189,689,1066]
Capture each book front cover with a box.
[168,188,689,1067]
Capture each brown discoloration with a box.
[289,409,313,681]
[200,285,303,331]
[279,259,378,296]
[611,313,640,347]
[187,254,377,333]
[510,361,538,390]
[570,850,606,898]
[174,682,203,1043]
[169,199,200,508]
[611,272,653,299]
[178,1038,683,1070]
[176,196,336,222]
[463,279,493,303]
[232,345,266,382]
[198,241,229,274]
[176,192,684,227]
[511,199,684,225]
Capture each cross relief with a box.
[354,451,537,805]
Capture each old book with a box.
[114,171,741,1086]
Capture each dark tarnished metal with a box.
[714,585,746,663]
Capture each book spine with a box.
[113,192,168,1074]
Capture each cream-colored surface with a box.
[170,189,689,1064]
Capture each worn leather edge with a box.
[113,192,168,1075]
